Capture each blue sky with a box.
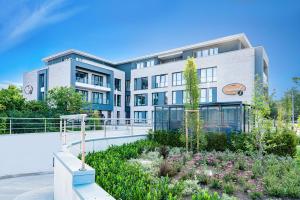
[0,0,299,98]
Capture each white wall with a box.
[130,48,257,120]
[48,60,72,89]
[23,70,39,101]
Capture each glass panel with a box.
[201,89,207,103]
[213,67,217,82]
[214,48,219,55]
[200,69,207,83]
[202,49,209,57]
[207,68,213,82]
[209,48,214,55]
[208,88,213,102]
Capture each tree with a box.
[251,76,271,159]
[47,87,83,116]
[183,57,204,151]
[0,85,25,114]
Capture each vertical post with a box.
[131,119,133,135]
[104,120,107,137]
[64,119,67,145]
[44,118,47,133]
[185,110,188,152]
[9,119,12,134]
[196,111,200,152]
[60,119,62,143]
[80,116,86,171]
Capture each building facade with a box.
[23,33,269,122]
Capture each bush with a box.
[263,155,300,198]
[85,140,186,200]
[148,130,185,147]
[229,133,256,152]
[205,132,228,151]
[192,190,221,200]
[249,191,263,200]
[265,130,298,157]
[223,182,235,195]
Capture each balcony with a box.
[75,81,111,92]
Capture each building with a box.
[23,33,269,124]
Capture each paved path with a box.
[0,173,53,200]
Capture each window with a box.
[92,74,103,86]
[136,62,144,69]
[152,92,167,105]
[146,59,155,67]
[125,80,130,91]
[134,111,147,123]
[200,87,217,103]
[172,90,186,104]
[116,95,121,107]
[153,74,168,88]
[76,71,88,83]
[39,74,45,87]
[125,95,130,106]
[195,48,219,58]
[134,94,147,106]
[92,92,103,104]
[200,89,207,103]
[77,90,88,102]
[200,67,217,83]
[115,78,121,91]
[134,77,148,90]
[172,72,185,86]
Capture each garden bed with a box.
[85,140,300,200]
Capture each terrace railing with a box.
[0,117,153,135]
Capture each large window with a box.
[172,90,186,104]
[134,94,147,106]
[92,92,103,104]
[134,111,147,123]
[134,77,148,90]
[153,74,168,88]
[115,78,121,91]
[152,92,167,105]
[200,87,217,103]
[195,48,218,58]
[200,67,217,83]
[172,72,185,86]
[77,89,88,102]
[116,95,121,107]
[76,70,88,83]
[92,74,103,86]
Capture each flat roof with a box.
[42,33,252,65]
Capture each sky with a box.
[0,0,299,98]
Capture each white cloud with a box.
[0,0,84,52]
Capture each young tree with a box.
[0,85,25,114]
[47,87,83,116]
[251,75,271,159]
[183,57,203,151]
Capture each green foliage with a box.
[223,182,235,195]
[191,190,220,200]
[206,132,228,151]
[265,130,298,157]
[0,112,7,134]
[148,130,185,147]
[47,87,83,115]
[0,85,25,113]
[85,140,186,200]
[263,155,300,198]
[229,133,256,152]
[249,191,263,200]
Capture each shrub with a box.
[249,191,263,200]
[223,182,235,195]
[148,130,185,147]
[159,145,169,159]
[209,178,222,189]
[262,155,300,198]
[205,132,228,151]
[159,160,178,177]
[229,133,256,152]
[197,173,210,185]
[265,130,298,157]
[192,190,221,200]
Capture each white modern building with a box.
[23,33,269,126]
